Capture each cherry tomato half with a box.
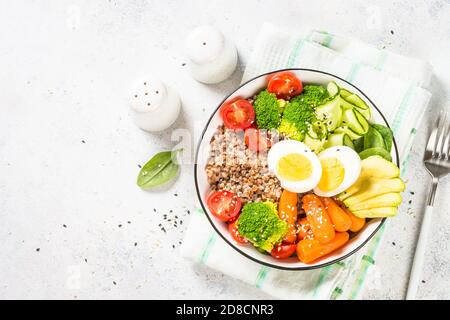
[220,99,255,130]
[228,220,248,244]
[244,127,272,152]
[267,71,303,100]
[270,243,297,259]
[207,190,242,222]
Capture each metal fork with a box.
[406,111,450,300]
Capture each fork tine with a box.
[435,111,448,159]
[443,122,450,160]
[426,113,442,158]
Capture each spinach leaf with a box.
[364,126,386,150]
[371,124,393,152]
[353,137,365,153]
[137,149,181,189]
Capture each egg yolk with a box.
[318,157,345,191]
[277,153,312,181]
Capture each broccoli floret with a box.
[278,85,328,140]
[237,201,288,252]
[296,85,329,108]
[253,90,282,129]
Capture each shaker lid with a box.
[185,25,224,64]
[130,76,167,113]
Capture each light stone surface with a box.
[0,0,449,299]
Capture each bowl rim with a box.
[194,68,400,271]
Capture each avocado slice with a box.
[335,126,362,140]
[359,147,392,161]
[346,192,402,211]
[337,156,400,201]
[351,207,398,218]
[342,178,405,206]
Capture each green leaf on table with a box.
[137,149,181,189]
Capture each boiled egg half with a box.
[313,146,361,197]
[268,140,322,193]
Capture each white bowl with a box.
[194,68,399,270]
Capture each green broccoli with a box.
[278,85,328,140]
[237,201,288,252]
[253,90,282,129]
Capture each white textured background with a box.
[0,0,449,299]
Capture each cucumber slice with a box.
[364,126,385,150]
[327,82,339,98]
[308,121,328,140]
[359,147,392,161]
[339,88,353,99]
[315,96,342,131]
[354,109,369,133]
[343,134,355,149]
[344,94,369,110]
[324,132,354,149]
[334,126,362,140]
[304,135,326,153]
[340,96,355,110]
[324,133,345,148]
[355,106,371,121]
[342,108,369,135]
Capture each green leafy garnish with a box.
[137,149,182,189]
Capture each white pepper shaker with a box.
[129,76,181,132]
[185,25,238,84]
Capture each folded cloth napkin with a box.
[180,23,432,299]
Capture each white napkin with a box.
[181,23,432,299]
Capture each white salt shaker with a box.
[185,25,238,84]
[129,76,181,132]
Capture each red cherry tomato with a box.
[270,243,297,259]
[267,71,303,100]
[207,190,242,222]
[228,220,248,244]
[220,99,255,130]
[244,127,272,152]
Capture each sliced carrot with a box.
[334,199,366,233]
[297,232,349,263]
[297,217,313,241]
[278,190,298,243]
[343,206,366,232]
[321,197,352,232]
[301,194,335,244]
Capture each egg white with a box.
[268,140,322,193]
[313,146,361,197]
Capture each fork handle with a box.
[406,205,434,300]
